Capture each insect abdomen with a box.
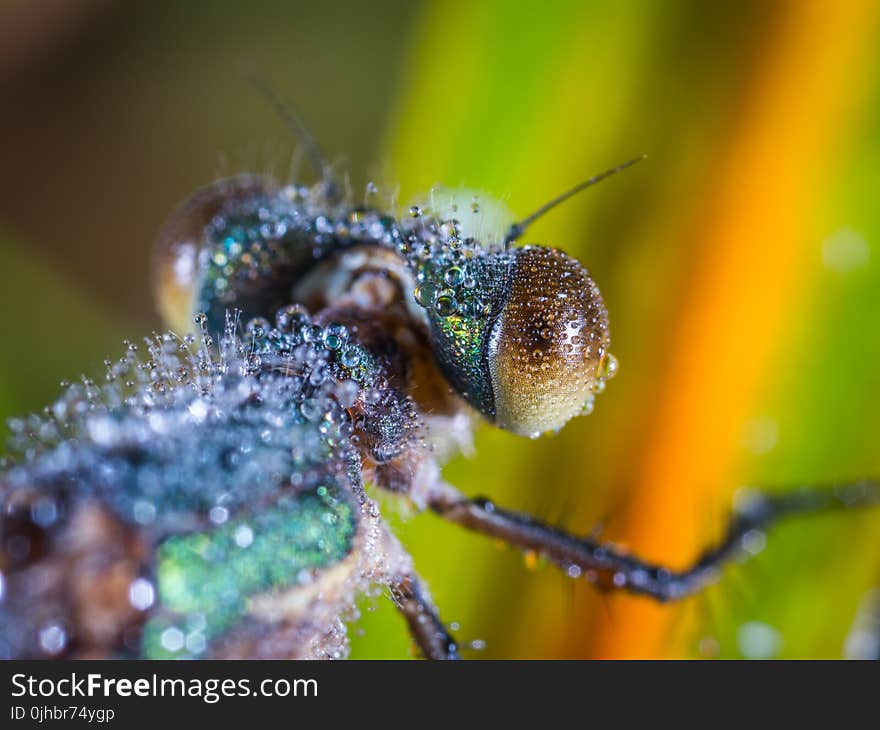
[0,312,377,659]
[142,483,356,659]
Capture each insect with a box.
[1,88,879,660]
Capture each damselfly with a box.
[1,90,878,660]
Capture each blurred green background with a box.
[1,0,879,658]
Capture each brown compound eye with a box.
[487,246,615,437]
[152,176,271,334]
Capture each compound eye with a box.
[488,246,615,437]
[152,176,269,334]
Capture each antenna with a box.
[242,68,339,197]
[504,155,646,248]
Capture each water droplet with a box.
[340,348,361,368]
[435,292,457,317]
[300,398,321,420]
[133,500,157,525]
[128,578,155,611]
[741,528,767,555]
[350,366,366,382]
[737,621,782,659]
[209,505,229,524]
[323,324,346,351]
[461,293,485,318]
[234,524,254,548]
[414,282,438,308]
[160,627,185,653]
[245,317,270,339]
[275,304,308,332]
[444,266,464,287]
[39,624,67,655]
[597,352,618,381]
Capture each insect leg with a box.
[389,573,460,660]
[427,481,880,602]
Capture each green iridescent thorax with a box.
[193,184,405,334]
[142,484,356,659]
[197,194,317,333]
